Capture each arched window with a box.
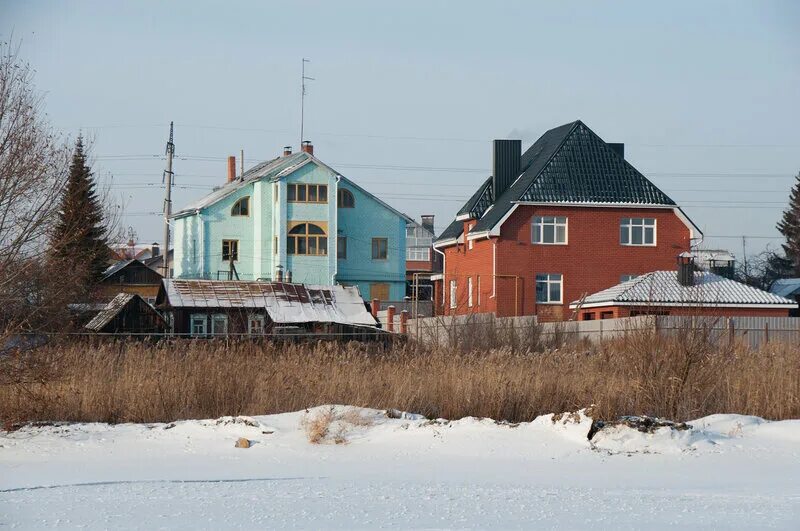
[231,196,250,216]
[287,223,327,255]
[337,188,355,208]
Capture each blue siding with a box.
[171,155,407,299]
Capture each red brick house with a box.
[571,255,796,319]
[432,120,702,321]
[406,215,442,301]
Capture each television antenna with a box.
[300,58,314,146]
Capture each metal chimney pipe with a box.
[283,146,292,156]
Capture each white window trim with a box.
[449,280,457,309]
[620,218,657,247]
[190,313,207,337]
[535,274,563,304]
[248,314,265,335]
[211,313,228,336]
[531,216,568,245]
[467,277,473,307]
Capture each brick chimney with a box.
[283,146,292,156]
[301,140,314,156]
[227,156,236,183]
[677,252,695,287]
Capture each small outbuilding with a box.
[156,279,382,339]
[85,293,167,334]
[571,254,796,320]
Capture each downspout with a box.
[197,210,205,279]
[332,175,341,285]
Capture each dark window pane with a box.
[632,227,643,245]
[297,185,306,202]
[319,185,327,202]
[337,237,346,259]
[297,238,306,254]
[309,186,318,202]
[307,224,325,235]
[620,226,629,244]
[543,224,555,243]
[308,237,317,255]
[287,237,295,254]
[319,237,327,255]
[289,224,306,235]
[287,185,296,201]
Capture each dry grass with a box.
[1,330,799,427]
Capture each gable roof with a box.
[770,278,800,298]
[171,151,412,223]
[437,120,693,244]
[85,293,165,332]
[570,271,796,309]
[158,279,379,327]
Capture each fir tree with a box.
[51,137,109,291]
[777,171,800,277]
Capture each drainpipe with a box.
[332,175,341,285]
[197,210,205,278]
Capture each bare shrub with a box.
[301,407,335,444]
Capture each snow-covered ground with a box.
[2,406,799,529]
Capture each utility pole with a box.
[162,122,175,279]
[240,149,244,177]
[741,236,748,279]
[300,58,314,146]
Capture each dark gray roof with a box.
[454,120,677,236]
[437,218,465,243]
[101,259,136,281]
[457,177,493,218]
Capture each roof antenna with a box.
[300,58,314,147]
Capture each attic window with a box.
[338,188,355,208]
[231,197,250,216]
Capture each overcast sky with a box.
[2,0,798,256]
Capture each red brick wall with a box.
[441,206,692,319]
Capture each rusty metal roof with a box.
[85,293,136,331]
[160,279,378,326]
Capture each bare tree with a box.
[0,41,71,335]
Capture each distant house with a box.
[693,249,736,279]
[405,215,442,300]
[770,278,800,316]
[571,255,795,319]
[85,293,166,335]
[99,259,163,304]
[171,143,412,302]
[433,120,702,321]
[155,279,381,338]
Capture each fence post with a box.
[371,298,380,320]
[400,310,408,334]
[387,305,396,333]
[728,318,734,346]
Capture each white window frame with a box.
[535,274,563,304]
[467,277,473,307]
[449,280,457,309]
[620,218,656,246]
[248,314,265,335]
[620,274,638,283]
[406,247,431,261]
[532,216,568,245]
[211,314,228,336]
[190,314,207,337]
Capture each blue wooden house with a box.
[171,143,410,301]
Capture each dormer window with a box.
[231,197,250,216]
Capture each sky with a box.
[2,0,799,257]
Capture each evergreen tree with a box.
[777,171,800,277]
[51,137,109,292]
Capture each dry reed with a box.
[1,331,798,427]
